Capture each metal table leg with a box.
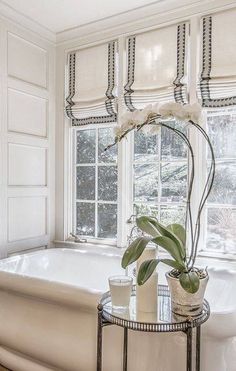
[123,328,128,371]
[186,327,193,371]
[196,326,201,371]
[97,304,103,371]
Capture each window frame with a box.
[71,123,121,247]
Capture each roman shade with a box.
[199,9,236,107]
[124,22,189,111]
[66,41,118,125]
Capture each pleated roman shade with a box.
[199,9,236,107]
[124,22,189,111]
[66,41,118,125]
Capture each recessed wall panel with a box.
[8,33,47,88]
[8,144,46,186]
[8,88,47,137]
[8,197,46,242]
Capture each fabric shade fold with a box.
[124,22,189,111]
[198,9,236,107]
[66,41,118,126]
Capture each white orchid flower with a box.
[117,102,202,140]
[120,110,145,130]
[159,102,180,118]
[172,105,188,121]
[114,125,124,138]
[120,111,135,127]
[183,103,202,123]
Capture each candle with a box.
[136,245,157,270]
[136,246,158,313]
[109,276,133,310]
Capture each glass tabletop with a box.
[100,285,210,332]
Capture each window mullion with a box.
[188,15,206,252]
[117,35,131,248]
[95,128,98,238]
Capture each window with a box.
[132,121,188,226]
[74,126,118,239]
[69,10,236,258]
[204,108,236,253]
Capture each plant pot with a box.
[166,271,209,316]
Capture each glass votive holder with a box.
[109,275,133,311]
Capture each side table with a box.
[97,285,210,371]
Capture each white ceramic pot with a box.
[166,271,209,316]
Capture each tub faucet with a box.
[126,215,143,245]
[70,233,87,243]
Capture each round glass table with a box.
[97,285,210,371]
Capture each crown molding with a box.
[0,0,56,44]
[56,0,236,46]
[0,0,235,47]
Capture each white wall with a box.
[0,17,55,257]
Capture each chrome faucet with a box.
[126,214,143,245]
[70,233,87,243]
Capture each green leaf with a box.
[152,236,185,266]
[137,258,187,286]
[121,237,150,269]
[137,259,159,285]
[138,217,185,257]
[153,222,185,257]
[136,216,160,238]
[167,223,186,259]
[161,259,186,272]
[167,224,186,246]
[179,271,200,294]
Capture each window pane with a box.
[98,204,117,238]
[160,205,186,226]
[77,130,95,164]
[206,108,236,254]
[98,166,117,201]
[134,164,158,202]
[207,110,236,159]
[207,207,236,252]
[76,202,95,236]
[161,163,187,202]
[76,166,95,200]
[134,203,158,218]
[98,127,117,163]
[134,131,158,162]
[161,121,187,161]
[208,162,236,205]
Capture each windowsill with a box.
[54,239,123,255]
[54,240,236,270]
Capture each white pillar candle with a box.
[109,276,133,310]
[136,246,158,313]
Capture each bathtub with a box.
[0,246,235,371]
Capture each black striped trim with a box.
[124,36,136,111]
[105,42,117,116]
[65,52,76,119]
[200,16,236,107]
[173,23,188,104]
[65,42,117,125]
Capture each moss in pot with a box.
[105,102,215,317]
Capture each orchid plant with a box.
[105,102,215,294]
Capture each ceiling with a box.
[1,0,165,33]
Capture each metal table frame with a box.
[97,285,210,371]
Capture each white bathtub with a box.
[0,246,235,371]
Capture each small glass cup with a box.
[109,275,133,311]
